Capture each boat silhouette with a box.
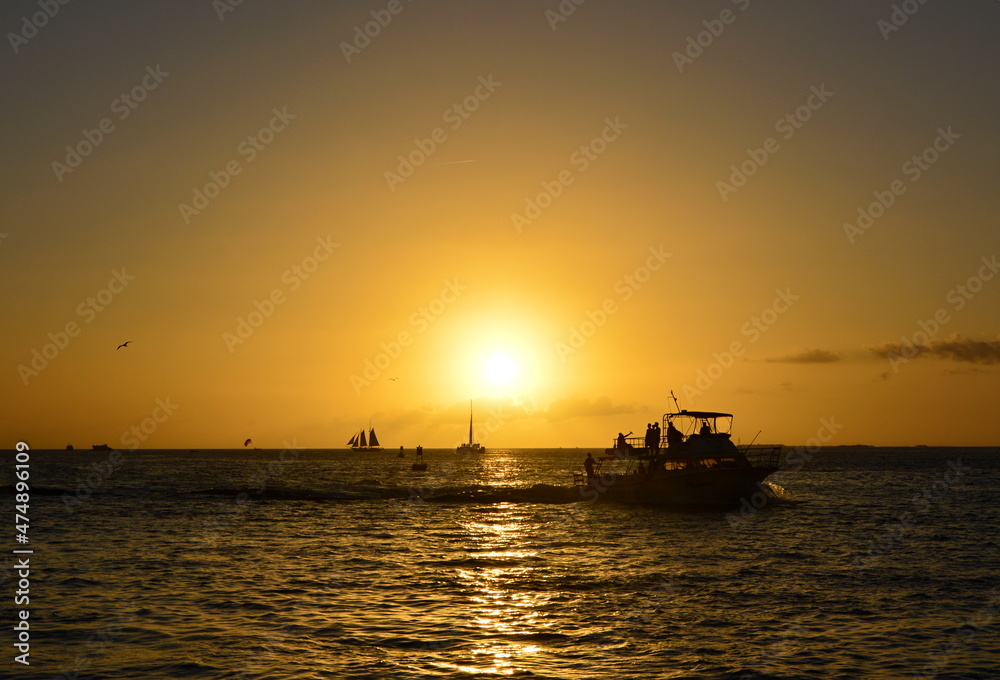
[348,424,382,451]
[575,406,781,507]
[456,401,485,454]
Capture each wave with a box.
[177,482,581,505]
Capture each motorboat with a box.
[574,408,781,507]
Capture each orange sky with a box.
[2,1,998,449]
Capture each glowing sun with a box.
[484,353,518,386]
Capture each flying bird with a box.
[117,341,131,350]
[389,377,399,381]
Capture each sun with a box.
[484,353,518,386]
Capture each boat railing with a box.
[742,445,782,469]
[609,435,662,451]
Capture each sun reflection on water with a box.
[453,504,555,674]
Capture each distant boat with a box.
[92,444,112,451]
[66,444,74,450]
[456,402,485,454]
[348,424,383,451]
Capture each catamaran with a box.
[574,406,781,507]
[456,402,485,454]
[348,424,383,451]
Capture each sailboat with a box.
[456,401,486,454]
[348,423,383,451]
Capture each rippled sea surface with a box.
[3,446,999,679]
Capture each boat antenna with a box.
[741,430,762,454]
[669,390,681,412]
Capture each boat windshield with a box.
[664,410,733,436]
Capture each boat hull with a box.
[582,466,777,508]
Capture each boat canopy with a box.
[664,410,734,435]
[669,410,733,419]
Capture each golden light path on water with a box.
[440,502,548,675]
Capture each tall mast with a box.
[468,400,473,445]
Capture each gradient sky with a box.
[2,0,998,449]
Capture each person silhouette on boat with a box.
[699,420,712,435]
[651,422,661,453]
[584,452,596,481]
[666,422,684,448]
[644,423,654,451]
[616,432,633,451]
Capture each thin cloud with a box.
[766,349,841,364]
[870,334,1000,365]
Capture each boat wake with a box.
[759,480,803,505]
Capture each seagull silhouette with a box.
[117,341,131,350]
[388,377,399,381]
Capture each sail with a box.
[359,430,367,448]
[468,401,474,445]
[369,428,380,447]
[347,432,358,447]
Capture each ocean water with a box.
[2,446,999,680]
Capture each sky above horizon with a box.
[2,0,998,449]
